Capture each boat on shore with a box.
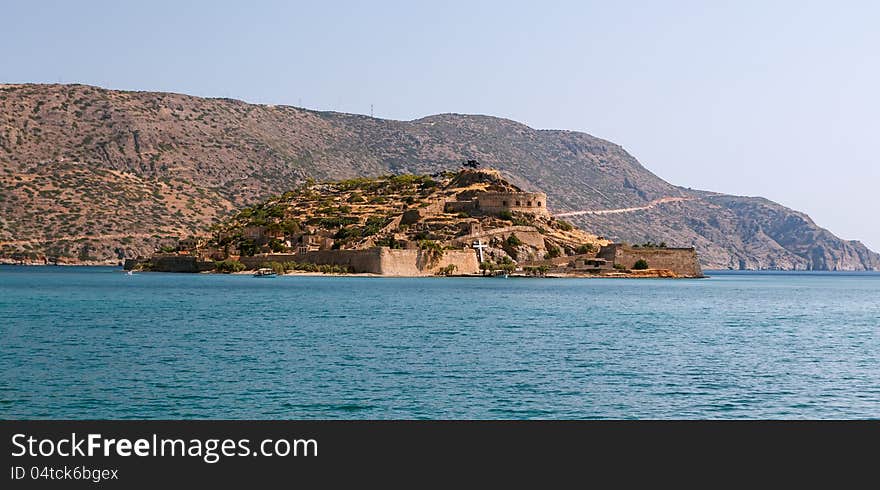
[253,268,277,277]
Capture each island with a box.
[125,168,703,278]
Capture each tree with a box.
[215,259,246,273]
[268,239,285,253]
[633,259,649,270]
[238,239,257,256]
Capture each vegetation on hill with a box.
[1,83,877,270]
[205,169,603,268]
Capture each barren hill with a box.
[1,83,877,270]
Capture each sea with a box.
[1,265,878,419]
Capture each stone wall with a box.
[452,225,545,250]
[240,247,480,276]
[520,253,598,268]
[133,254,215,272]
[240,250,383,273]
[475,192,549,217]
[403,197,449,224]
[598,244,703,277]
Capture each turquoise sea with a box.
[1,266,878,419]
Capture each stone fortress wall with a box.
[237,247,479,276]
[444,191,549,217]
[597,244,703,277]
[124,254,214,272]
[475,191,549,217]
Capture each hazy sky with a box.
[3,1,878,250]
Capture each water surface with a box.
[1,266,878,419]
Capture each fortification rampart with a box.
[475,191,549,217]
[241,250,383,273]
[129,254,215,272]
[240,247,479,276]
[598,244,703,277]
[520,253,599,268]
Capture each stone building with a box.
[178,236,208,251]
[444,191,549,217]
[294,234,334,255]
[597,244,703,277]
[475,191,549,217]
[243,226,284,245]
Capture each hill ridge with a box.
[0,83,876,270]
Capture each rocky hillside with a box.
[206,168,604,262]
[1,83,877,269]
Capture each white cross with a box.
[472,239,488,263]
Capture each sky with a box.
[3,1,878,250]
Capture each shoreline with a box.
[0,260,122,267]
[3,262,875,275]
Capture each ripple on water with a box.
[1,267,879,419]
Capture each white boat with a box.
[253,268,277,277]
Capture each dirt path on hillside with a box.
[555,196,695,217]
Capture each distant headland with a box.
[126,167,703,278]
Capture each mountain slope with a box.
[0,83,877,269]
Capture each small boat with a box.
[253,268,277,277]
[126,270,134,276]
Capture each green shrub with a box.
[334,227,362,240]
[298,262,318,272]
[436,264,457,276]
[215,259,246,273]
[419,240,444,264]
[544,245,561,259]
[576,243,596,255]
[633,259,649,270]
[375,235,403,249]
[506,233,522,247]
[268,239,286,252]
[238,239,257,256]
[499,210,514,221]
[511,216,534,226]
[316,216,359,229]
[556,220,574,231]
[523,265,550,276]
[362,216,391,236]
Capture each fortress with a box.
[445,191,549,217]
[129,168,703,278]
